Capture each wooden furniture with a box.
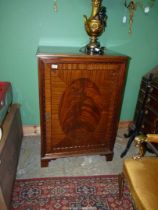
[121,65,158,157]
[0,104,23,210]
[135,66,158,134]
[119,134,158,210]
[37,46,129,167]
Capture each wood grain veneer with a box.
[37,47,129,167]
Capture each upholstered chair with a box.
[119,134,158,210]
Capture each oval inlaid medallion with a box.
[59,78,103,140]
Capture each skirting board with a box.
[23,121,131,137]
[23,125,41,136]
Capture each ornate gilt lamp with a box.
[53,0,107,55]
[83,0,107,55]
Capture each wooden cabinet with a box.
[37,47,128,167]
[134,65,158,134]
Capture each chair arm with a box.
[146,134,158,143]
[133,134,158,159]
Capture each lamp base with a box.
[86,45,105,55]
[80,45,105,55]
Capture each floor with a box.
[16,128,137,179]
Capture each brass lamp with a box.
[84,0,107,55]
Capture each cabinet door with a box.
[43,62,124,156]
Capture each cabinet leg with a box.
[101,153,114,161]
[41,160,49,167]
[105,153,114,161]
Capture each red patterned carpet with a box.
[11,175,134,210]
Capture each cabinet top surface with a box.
[36,46,129,60]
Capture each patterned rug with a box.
[11,175,134,210]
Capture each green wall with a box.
[0,0,158,125]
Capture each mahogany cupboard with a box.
[37,46,129,167]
